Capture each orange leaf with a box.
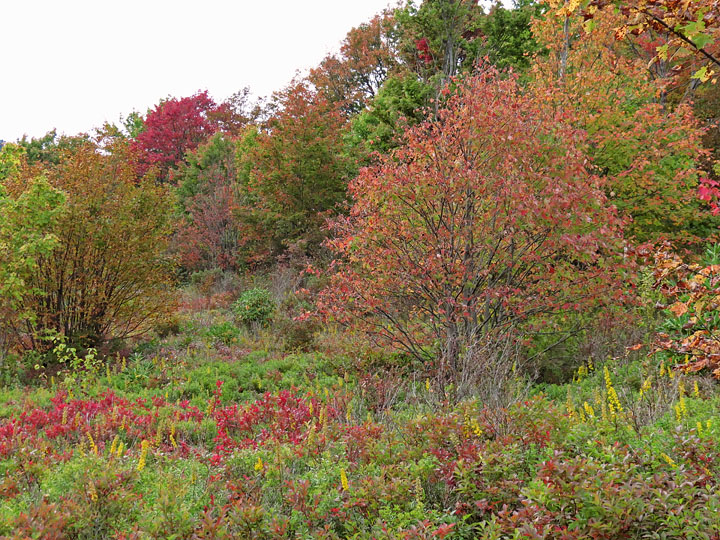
[668,302,688,317]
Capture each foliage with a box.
[479,0,543,71]
[16,130,87,166]
[651,243,720,379]
[0,176,65,353]
[0,142,26,181]
[175,133,246,272]
[120,111,145,139]
[395,0,484,87]
[310,11,400,115]
[585,0,720,83]
[348,73,434,155]
[7,135,175,351]
[531,2,720,244]
[233,288,275,328]
[5,2,720,537]
[239,82,354,261]
[1,340,719,539]
[131,90,221,182]
[318,69,626,378]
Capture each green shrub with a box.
[204,321,241,345]
[233,288,275,327]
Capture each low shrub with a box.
[233,288,275,328]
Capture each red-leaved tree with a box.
[316,70,627,379]
[132,91,220,182]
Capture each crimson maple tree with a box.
[131,90,221,182]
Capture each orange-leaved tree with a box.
[309,10,399,116]
[9,133,176,351]
[316,69,627,379]
[531,2,720,245]
[238,81,355,263]
[584,0,720,84]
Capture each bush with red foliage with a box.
[317,69,627,376]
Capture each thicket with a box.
[0,134,175,356]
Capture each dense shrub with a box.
[5,134,176,352]
[318,69,626,382]
[0,172,65,355]
[233,288,275,328]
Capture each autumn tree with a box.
[9,134,175,350]
[175,133,246,272]
[17,130,87,166]
[345,0,540,157]
[0,145,66,354]
[585,0,720,84]
[310,11,400,115]
[131,90,221,182]
[317,70,625,380]
[531,2,720,245]
[239,82,354,263]
[396,0,484,87]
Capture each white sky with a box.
[0,0,400,142]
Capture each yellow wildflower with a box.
[414,476,424,503]
[604,366,623,417]
[137,439,150,472]
[88,482,98,502]
[340,468,349,491]
[109,435,119,456]
[679,396,688,419]
[639,377,652,398]
[255,457,264,472]
[471,417,483,438]
[87,433,98,455]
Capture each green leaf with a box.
[692,32,715,50]
[691,66,711,82]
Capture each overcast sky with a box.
[1,0,403,142]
